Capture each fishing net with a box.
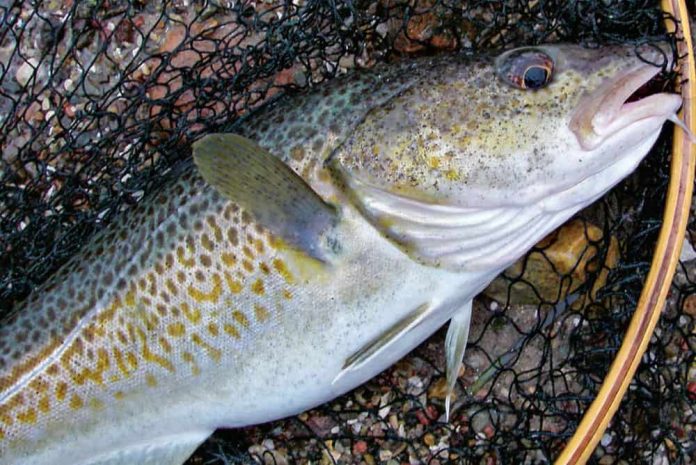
[0,0,693,464]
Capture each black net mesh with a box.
[0,1,693,464]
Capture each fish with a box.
[0,43,686,465]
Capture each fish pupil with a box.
[523,66,548,89]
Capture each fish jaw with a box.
[570,64,683,151]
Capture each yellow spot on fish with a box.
[222,252,237,267]
[191,333,221,362]
[224,272,243,294]
[181,302,202,324]
[141,340,175,373]
[445,169,460,181]
[17,407,37,424]
[201,234,215,251]
[254,304,270,323]
[243,246,254,259]
[207,217,223,242]
[259,262,270,275]
[165,278,178,296]
[207,322,219,337]
[56,382,68,401]
[125,289,136,307]
[187,273,223,303]
[38,396,50,413]
[176,246,196,268]
[223,324,240,339]
[146,374,157,387]
[273,259,295,284]
[89,398,105,411]
[74,348,111,385]
[181,351,200,375]
[114,347,131,377]
[428,157,441,169]
[0,411,12,426]
[242,260,254,273]
[232,311,249,329]
[159,336,172,353]
[70,394,84,410]
[282,289,293,300]
[251,279,265,295]
[167,322,186,338]
[114,391,125,400]
[290,146,305,161]
[255,240,265,254]
[126,352,138,370]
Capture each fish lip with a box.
[569,64,682,150]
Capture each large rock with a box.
[484,219,620,306]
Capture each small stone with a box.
[63,103,76,118]
[424,433,436,446]
[600,433,612,447]
[378,449,393,461]
[353,440,368,455]
[683,295,696,317]
[428,377,450,400]
[415,409,431,425]
[364,454,376,465]
[16,58,38,86]
[687,381,696,400]
[485,219,620,305]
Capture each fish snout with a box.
[570,63,683,150]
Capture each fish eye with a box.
[497,49,554,90]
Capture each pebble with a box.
[352,440,367,455]
[600,433,612,447]
[15,58,38,86]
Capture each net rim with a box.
[557,1,696,463]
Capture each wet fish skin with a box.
[0,44,682,465]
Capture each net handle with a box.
[555,1,695,464]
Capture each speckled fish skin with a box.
[0,44,682,465]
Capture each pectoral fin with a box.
[193,134,337,259]
[444,300,472,421]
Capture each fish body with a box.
[0,44,683,465]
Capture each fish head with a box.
[332,44,682,270]
[483,43,681,211]
[335,44,681,211]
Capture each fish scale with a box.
[0,44,684,465]
[0,169,296,449]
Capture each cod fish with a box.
[0,44,687,465]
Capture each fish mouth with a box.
[570,64,683,150]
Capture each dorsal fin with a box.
[193,134,337,258]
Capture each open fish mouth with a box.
[570,64,690,150]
